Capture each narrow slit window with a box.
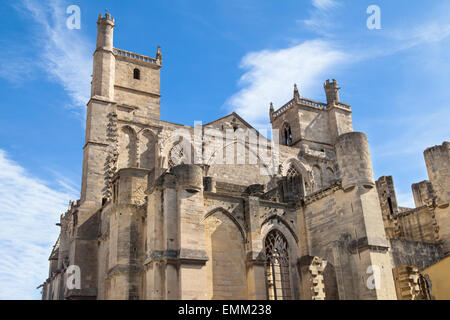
[388,197,394,215]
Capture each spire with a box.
[156,46,162,65]
[294,83,300,100]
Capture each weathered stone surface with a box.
[40,13,449,301]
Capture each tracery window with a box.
[286,166,299,179]
[265,230,291,300]
[168,143,185,168]
[286,165,305,199]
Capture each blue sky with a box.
[0,0,449,299]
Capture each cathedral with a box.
[41,14,450,300]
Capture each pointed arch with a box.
[139,129,157,169]
[204,207,248,299]
[281,121,293,146]
[280,158,312,192]
[261,215,299,243]
[204,207,246,242]
[280,157,311,178]
[117,125,137,169]
[264,230,291,300]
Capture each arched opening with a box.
[204,209,247,299]
[282,123,293,146]
[117,126,136,169]
[285,165,305,200]
[139,130,156,169]
[133,68,140,80]
[265,230,291,300]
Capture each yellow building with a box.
[422,256,450,300]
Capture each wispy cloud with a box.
[225,40,349,127]
[301,0,341,35]
[12,0,92,113]
[371,109,450,159]
[0,50,37,84]
[311,0,339,11]
[0,149,76,299]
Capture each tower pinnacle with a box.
[294,83,300,100]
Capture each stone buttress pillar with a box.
[144,165,208,300]
[335,132,397,300]
[245,196,267,300]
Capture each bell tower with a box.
[80,13,116,216]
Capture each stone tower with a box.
[80,13,162,220]
[424,142,450,254]
[270,80,353,151]
[80,13,116,214]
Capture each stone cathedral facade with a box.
[41,14,450,300]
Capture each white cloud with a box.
[225,40,350,127]
[312,0,339,11]
[0,150,76,299]
[17,0,92,111]
[301,0,341,34]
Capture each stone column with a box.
[245,196,267,300]
[172,165,209,300]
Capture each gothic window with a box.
[283,123,293,146]
[286,166,300,179]
[168,143,185,168]
[133,68,140,80]
[265,230,291,300]
[286,165,305,199]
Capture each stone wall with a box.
[389,238,443,270]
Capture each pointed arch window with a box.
[265,230,292,300]
[286,166,300,180]
[283,123,293,146]
[285,165,305,199]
